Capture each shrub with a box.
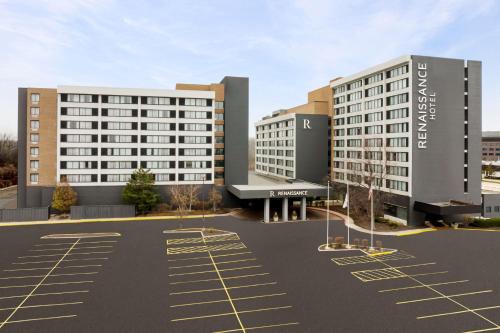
[122,168,160,214]
[52,181,77,213]
[471,218,500,228]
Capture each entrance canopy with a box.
[227,172,327,200]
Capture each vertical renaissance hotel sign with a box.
[416,63,438,149]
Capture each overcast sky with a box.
[1,0,499,138]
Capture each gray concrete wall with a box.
[410,55,482,225]
[295,114,329,183]
[17,88,27,208]
[482,193,500,218]
[466,60,482,202]
[0,206,49,222]
[221,77,249,186]
[70,205,135,219]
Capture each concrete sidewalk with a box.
[308,207,436,236]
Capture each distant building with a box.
[255,86,331,184]
[482,131,500,161]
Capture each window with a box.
[63,161,97,169]
[182,173,209,181]
[107,95,133,104]
[347,103,362,113]
[386,137,409,147]
[145,97,173,105]
[30,134,39,143]
[215,101,224,109]
[347,91,362,102]
[387,78,409,92]
[387,166,408,177]
[387,64,408,78]
[365,125,383,135]
[30,147,39,156]
[365,85,383,97]
[347,115,362,125]
[63,107,95,116]
[142,122,174,131]
[142,161,173,169]
[365,138,383,147]
[30,160,39,169]
[141,148,174,156]
[143,135,174,144]
[104,135,135,143]
[386,152,409,162]
[30,120,39,130]
[334,96,345,104]
[143,109,174,118]
[105,122,134,130]
[365,73,383,85]
[215,113,224,120]
[347,80,362,90]
[63,121,95,130]
[181,111,211,119]
[485,206,492,213]
[347,139,362,147]
[62,147,95,156]
[106,109,134,117]
[386,180,408,192]
[365,99,383,110]
[181,161,210,169]
[386,108,409,120]
[387,93,409,106]
[215,136,224,144]
[31,93,40,104]
[181,123,211,131]
[215,125,224,132]
[63,134,94,143]
[101,161,133,169]
[386,122,409,134]
[334,140,345,147]
[182,98,209,107]
[155,174,174,182]
[180,136,210,144]
[102,174,131,182]
[365,112,383,122]
[67,94,93,103]
[62,174,95,183]
[335,85,346,93]
[384,203,407,220]
[347,127,362,136]
[30,173,39,183]
[30,107,40,116]
[334,107,345,115]
[365,151,383,160]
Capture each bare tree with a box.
[0,133,17,188]
[208,186,223,212]
[169,185,189,218]
[186,184,201,211]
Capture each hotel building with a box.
[18,77,248,208]
[482,131,500,161]
[331,55,482,226]
[255,86,331,184]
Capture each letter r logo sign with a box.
[304,119,311,129]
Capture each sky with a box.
[0,0,499,138]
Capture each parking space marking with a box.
[169,258,257,270]
[397,290,493,305]
[0,280,94,289]
[167,251,253,262]
[170,282,277,295]
[214,322,300,333]
[12,257,109,265]
[4,264,103,272]
[167,242,247,255]
[418,305,500,320]
[0,271,98,280]
[17,251,113,259]
[29,245,113,252]
[0,315,77,325]
[332,251,415,266]
[379,280,469,293]
[0,238,81,329]
[361,253,500,332]
[0,290,89,300]
[171,306,293,322]
[0,301,83,312]
[167,234,239,245]
[169,273,271,285]
[171,293,287,308]
[169,265,262,277]
[33,240,117,247]
[352,263,443,282]
[41,232,120,239]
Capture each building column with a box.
[282,197,288,222]
[300,197,307,221]
[264,198,270,223]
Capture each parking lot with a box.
[0,215,499,332]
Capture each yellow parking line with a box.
[18,251,112,259]
[29,245,113,252]
[167,251,252,262]
[397,290,493,305]
[396,229,436,236]
[0,272,98,280]
[170,282,277,295]
[464,327,500,333]
[34,240,117,247]
[171,306,292,322]
[379,280,469,293]
[0,315,77,325]
[12,257,109,265]
[418,305,500,320]
[168,265,262,277]
[171,293,287,308]
[169,258,257,269]
[0,280,94,289]
[213,322,299,333]
[0,238,80,329]
[0,290,89,300]
[368,250,397,257]
[0,301,83,312]
[4,264,102,272]
[169,273,271,285]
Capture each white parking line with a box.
[29,246,113,252]
[0,280,94,289]
[379,280,469,293]
[169,273,271,285]
[4,264,102,272]
[0,272,98,280]
[397,290,493,305]
[418,305,500,320]
[170,282,277,295]
[18,251,112,259]
[12,257,109,265]
[169,258,257,269]
[0,290,89,300]
[0,315,77,325]
[0,301,83,312]
[34,240,117,247]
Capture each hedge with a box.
[471,218,500,228]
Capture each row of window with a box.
[256,119,295,132]
[256,129,294,139]
[333,122,409,136]
[59,121,216,132]
[256,140,294,147]
[334,137,409,148]
[256,149,294,157]
[332,150,409,162]
[60,94,216,107]
[59,160,215,170]
[255,157,294,167]
[255,165,294,177]
[59,147,218,156]
[57,173,213,183]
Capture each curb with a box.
[308,207,435,236]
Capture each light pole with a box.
[202,175,205,229]
[326,180,330,248]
